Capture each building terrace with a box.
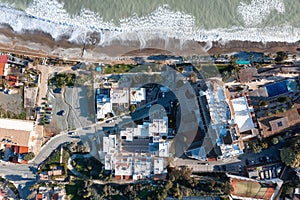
[102,117,169,180]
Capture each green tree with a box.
[129,104,136,113]
[272,137,279,145]
[280,147,298,167]
[24,152,35,161]
[248,141,262,153]
[275,51,288,62]
[278,96,290,103]
[261,142,268,149]
[259,100,268,107]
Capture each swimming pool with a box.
[266,79,296,97]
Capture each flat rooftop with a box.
[110,89,129,104]
[0,118,34,131]
[0,119,34,147]
[130,88,146,104]
[231,96,254,133]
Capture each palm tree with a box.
[250,54,254,62]
[2,79,9,89]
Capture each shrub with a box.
[272,137,279,145]
[259,100,268,106]
[278,96,290,103]
[23,152,35,161]
[261,142,268,149]
[129,104,136,113]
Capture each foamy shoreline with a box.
[0,0,299,51]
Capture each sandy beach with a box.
[0,25,299,62]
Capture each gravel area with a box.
[0,90,23,115]
[64,86,95,129]
[45,90,69,133]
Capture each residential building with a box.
[248,78,299,138]
[238,66,258,83]
[246,163,283,181]
[0,55,8,77]
[110,88,129,104]
[185,80,245,161]
[95,88,112,120]
[102,118,169,180]
[130,88,146,104]
[0,118,36,158]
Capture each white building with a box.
[230,96,255,133]
[0,118,36,153]
[153,158,165,175]
[103,135,116,154]
[130,88,146,104]
[110,88,129,104]
[149,117,168,137]
[103,118,169,180]
[96,88,112,120]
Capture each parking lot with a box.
[43,91,68,133]
[0,90,24,117]
[64,86,95,129]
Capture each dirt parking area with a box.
[44,90,69,134]
[0,89,25,118]
[64,86,95,129]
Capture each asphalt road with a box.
[0,162,37,199]
[31,132,80,165]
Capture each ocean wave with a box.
[0,0,299,48]
[237,0,285,26]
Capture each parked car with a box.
[57,110,65,116]
[170,101,174,107]
[259,156,270,163]
[198,162,208,165]
[68,131,76,135]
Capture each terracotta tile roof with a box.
[0,128,31,147]
[0,63,4,76]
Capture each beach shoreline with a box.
[0,25,299,62]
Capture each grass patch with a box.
[49,73,76,88]
[103,64,137,74]
[40,148,70,173]
[47,149,70,164]
[200,65,220,78]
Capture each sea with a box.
[0,0,299,44]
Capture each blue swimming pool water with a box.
[236,60,250,65]
[266,80,295,97]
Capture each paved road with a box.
[31,132,80,165]
[0,162,37,199]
